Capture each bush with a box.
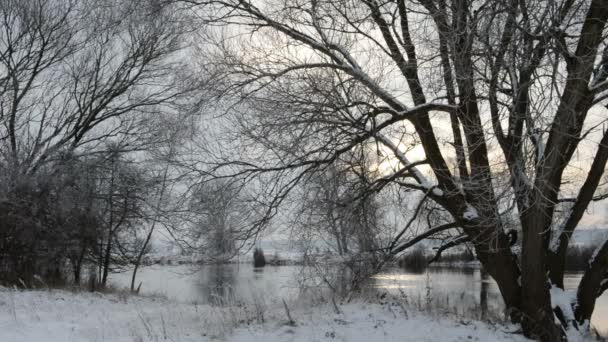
[253,248,266,267]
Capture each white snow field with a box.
[0,287,527,342]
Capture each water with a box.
[110,264,608,331]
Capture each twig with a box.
[282,299,296,326]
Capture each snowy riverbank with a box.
[0,287,528,342]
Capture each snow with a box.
[420,181,444,196]
[531,131,545,163]
[231,304,523,342]
[463,203,479,220]
[549,285,576,323]
[374,133,434,193]
[548,285,587,341]
[0,288,527,342]
[589,242,606,265]
[432,188,444,196]
[373,126,462,200]
[549,222,566,253]
[351,69,409,110]
[549,207,573,253]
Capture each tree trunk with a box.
[469,225,522,320]
[132,166,168,291]
[520,207,562,341]
[548,129,608,290]
[101,236,112,286]
[131,227,154,292]
[480,269,489,320]
[547,247,567,289]
[130,261,140,292]
[73,245,86,286]
[575,240,608,326]
[102,159,115,288]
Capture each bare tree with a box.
[295,152,383,258]
[0,0,194,286]
[129,164,169,292]
[128,112,189,292]
[188,179,253,262]
[0,0,188,176]
[93,150,147,287]
[187,0,608,339]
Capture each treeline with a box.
[398,247,476,272]
[398,244,599,272]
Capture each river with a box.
[110,264,608,333]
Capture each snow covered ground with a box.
[0,287,527,342]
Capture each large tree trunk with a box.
[521,207,563,341]
[575,240,608,326]
[467,224,522,321]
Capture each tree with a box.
[294,153,388,290]
[188,0,608,339]
[129,113,187,292]
[0,0,188,175]
[96,151,148,287]
[0,0,192,286]
[0,154,102,286]
[188,179,252,262]
[129,164,169,292]
[295,152,383,258]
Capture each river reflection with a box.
[371,267,506,321]
[202,264,235,304]
[110,264,608,332]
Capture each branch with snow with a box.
[462,203,479,221]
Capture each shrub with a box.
[253,248,266,267]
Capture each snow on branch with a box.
[462,203,479,221]
[374,133,428,186]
